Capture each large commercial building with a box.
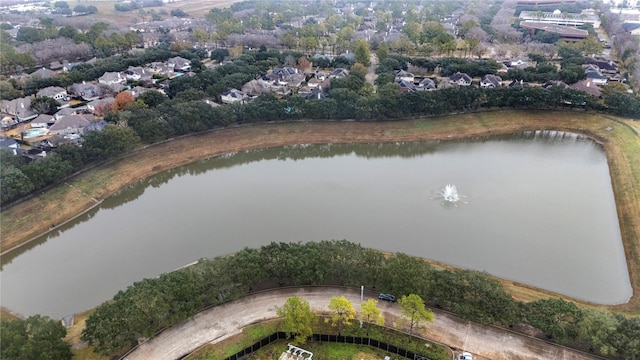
[519,9,601,28]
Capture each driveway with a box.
[122,287,602,360]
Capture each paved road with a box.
[122,287,602,360]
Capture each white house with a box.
[36,86,68,101]
[395,69,415,83]
[449,72,472,86]
[480,74,502,88]
[48,114,91,135]
[220,89,247,104]
[0,97,37,122]
[98,72,126,86]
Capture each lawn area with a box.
[187,317,450,360]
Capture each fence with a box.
[223,332,435,360]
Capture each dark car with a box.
[378,293,396,302]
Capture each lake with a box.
[0,131,631,318]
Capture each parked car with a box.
[378,293,396,302]
[459,351,473,360]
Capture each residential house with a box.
[86,97,116,113]
[0,138,20,155]
[129,86,151,98]
[272,86,292,97]
[509,57,530,69]
[396,79,416,93]
[584,56,618,75]
[30,67,57,80]
[329,68,350,78]
[570,79,602,97]
[449,72,472,86]
[609,74,627,83]
[417,78,437,91]
[147,62,176,78]
[125,66,154,82]
[307,77,323,89]
[543,80,568,89]
[1,116,17,130]
[241,80,269,97]
[83,121,107,134]
[496,63,509,74]
[395,70,415,83]
[585,70,608,85]
[54,107,78,120]
[220,89,247,104]
[98,72,126,86]
[272,67,301,85]
[315,71,328,81]
[69,82,100,101]
[49,61,63,71]
[62,61,83,72]
[36,86,68,101]
[43,134,79,148]
[305,87,329,100]
[480,74,502,88]
[31,114,54,128]
[167,56,191,72]
[622,22,640,36]
[508,79,529,88]
[48,114,91,135]
[0,97,37,122]
[21,148,49,163]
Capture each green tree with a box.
[31,96,60,115]
[0,315,72,360]
[137,90,166,108]
[353,39,371,67]
[376,42,389,62]
[58,25,77,39]
[21,153,74,189]
[326,296,355,335]
[578,309,620,356]
[525,298,583,343]
[210,48,230,62]
[0,160,34,204]
[277,296,316,344]
[361,299,385,335]
[398,294,434,335]
[82,125,141,161]
[0,81,22,100]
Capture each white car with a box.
[458,352,473,360]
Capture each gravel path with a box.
[122,287,602,360]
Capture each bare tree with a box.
[17,38,93,65]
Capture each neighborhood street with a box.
[122,287,602,360]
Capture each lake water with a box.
[0,131,631,318]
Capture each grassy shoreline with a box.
[1,110,639,313]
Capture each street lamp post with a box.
[360,285,363,328]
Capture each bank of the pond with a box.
[1,111,639,312]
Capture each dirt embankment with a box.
[1,111,639,312]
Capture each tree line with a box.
[3,50,639,205]
[79,240,640,358]
[277,294,444,359]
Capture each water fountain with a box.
[431,184,467,206]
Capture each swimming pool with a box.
[23,128,49,138]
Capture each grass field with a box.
[63,0,239,26]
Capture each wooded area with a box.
[80,240,640,358]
